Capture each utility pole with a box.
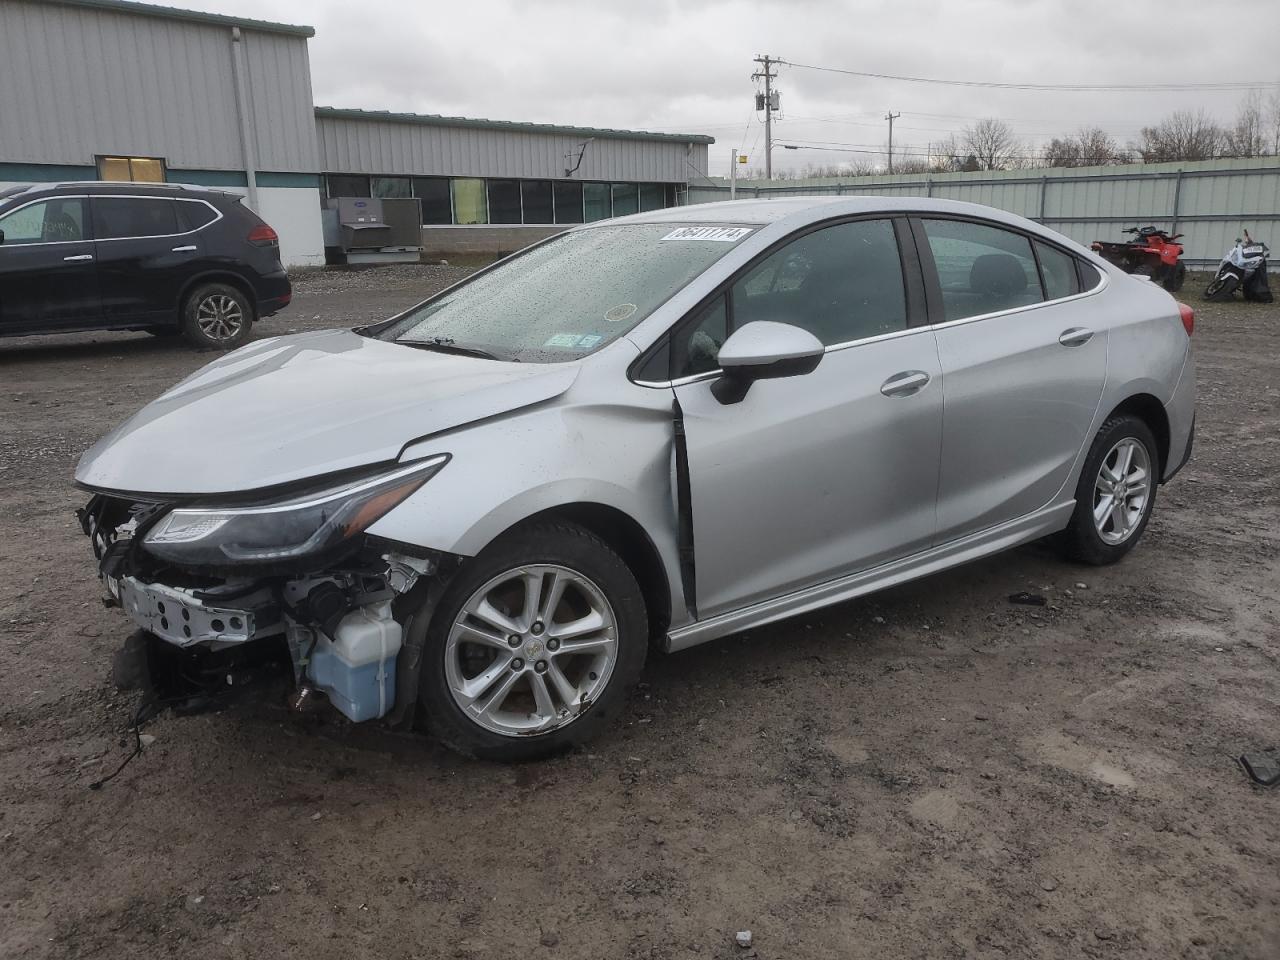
[885,111,901,175]
[753,54,779,179]
[730,148,738,199]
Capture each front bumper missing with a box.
[115,576,268,648]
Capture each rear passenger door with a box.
[92,196,203,325]
[915,217,1108,543]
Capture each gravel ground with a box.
[0,266,1277,960]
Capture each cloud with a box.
[194,0,1280,175]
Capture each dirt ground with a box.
[1,266,1277,960]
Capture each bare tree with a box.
[1043,127,1128,167]
[1225,90,1269,158]
[961,118,1024,170]
[1133,110,1224,162]
[1269,90,1280,155]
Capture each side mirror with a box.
[711,320,825,404]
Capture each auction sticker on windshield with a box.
[659,226,754,242]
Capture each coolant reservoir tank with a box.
[307,600,402,722]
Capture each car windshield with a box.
[378,222,756,362]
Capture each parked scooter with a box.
[1204,230,1272,302]
[1091,225,1187,291]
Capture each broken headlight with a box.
[142,455,448,566]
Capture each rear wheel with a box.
[1203,273,1239,302]
[1061,415,1159,565]
[419,522,648,760]
[181,282,253,349]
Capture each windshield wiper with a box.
[398,337,514,362]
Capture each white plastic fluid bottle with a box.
[306,600,402,722]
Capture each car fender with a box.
[365,353,690,627]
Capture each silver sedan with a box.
[77,196,1196,760]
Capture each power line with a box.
[780,59,1275,93]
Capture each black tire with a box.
[1163,262,1186,292]
[1203,273,1239,302]
[419,521,648,761]
[181,282,254,350]
[1061,415,1159,566]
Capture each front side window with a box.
[0,198,87,244]
[921,218,1045,322]
[92,197,179,239]
[731,218,908,346]
[672,295,729,379]
[380,223,755,362]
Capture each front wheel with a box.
[419,522,648,760]
[181,282,253,349]
[1203,273,1239,302]
[1061,415,1159,566]
[1163,261,1187,292]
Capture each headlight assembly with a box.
[142,455,448,566]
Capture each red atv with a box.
[1091,226,1187,292]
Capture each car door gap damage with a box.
[672,398,698,623]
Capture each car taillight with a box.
[1177,302,1194,336]
[247,224,278,246]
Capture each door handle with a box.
[171,245,197,253]
[1059,327,1094,347]
[63,254,94,262]
[880,370,931,397]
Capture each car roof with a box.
[3,181,241,201]
[611,195,1047,233]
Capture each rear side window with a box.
[176,200,218,231]
[1035,241,1081,300]
[920,218,1045,322]
[93,197,179,239]
[1077,259,1104,290]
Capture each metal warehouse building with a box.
[0,0,713,267]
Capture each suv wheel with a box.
[1061,414,1159,565]
[419,522,647,760]
[182,283,253,350]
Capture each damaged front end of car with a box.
[77,455,456,725]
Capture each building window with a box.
[326,174,371,198]
[487,180,522,224]
[553,182,584,224]
[611,183,639,217]
[584,182,611,222]
[413,177,452,225]
[452,179,488,224]
[521,181,554,224]
[98,156,166,183]
[372,176,412,199]
[639,183,665,212]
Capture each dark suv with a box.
[0,182,291,349]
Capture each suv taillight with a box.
[1177,302,1194,336]
[247,224,278,246]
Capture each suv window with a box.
[1035,241,1081,300]
[0,198,87,244]
[920,218,1044,322]
[93,197,179,240]
[176,200,218,231]
[731,218,907,346]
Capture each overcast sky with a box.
[192,0,1280,179]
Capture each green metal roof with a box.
[314,107,716,146]
[45,0,315,37]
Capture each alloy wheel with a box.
[195,294,245,342]
[444,564,619,737]
[1093,437,1152,545]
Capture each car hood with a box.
[75,328,579,495]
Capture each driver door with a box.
[0,196,101,333]
[672,217,943,618]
